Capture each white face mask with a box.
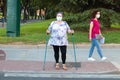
[56,16,62,21]
[96,14,100,18]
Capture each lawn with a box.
[0,19,120,44]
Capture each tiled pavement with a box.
[0,61,119,74]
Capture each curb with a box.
[3,72,120,78]
[0,44,120,48]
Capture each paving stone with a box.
[0,61,119,74]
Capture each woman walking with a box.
[88,10,107,61]
[46,12,74,70]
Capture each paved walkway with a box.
[0,44,120,77]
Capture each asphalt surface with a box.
[0,44,120,79]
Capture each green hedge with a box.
[63,8,120,31]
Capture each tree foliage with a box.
[58,0,120,13]
[0,0,119,24]
[0,0,7,17]
[63,8,120,30]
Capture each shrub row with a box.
[63,8,120,31]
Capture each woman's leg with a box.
[94,39,103,58]
[60,46,67,70]
[88,38,96,58]
[60,46,67,64]
[53,46,59,63]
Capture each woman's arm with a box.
[89,22,93,41]
[99,29,104,38]
[65,21,74,34]
[46,21,55,34]
[99,30,102,35]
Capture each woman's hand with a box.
[89,37,92,41]
[101,35,104,38]
[71,30,74,34]
[46,30,50,34]
[99,34,104,39]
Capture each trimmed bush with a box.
[63,8,120,31]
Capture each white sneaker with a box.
[88,57,96,61]
[101,57,107,61]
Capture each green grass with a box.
[0,19,53,44]
[112,23,120,28]
[0,19,120,44]
[103,31,120,43]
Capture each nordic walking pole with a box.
[43,34,48,70]
[72,33,77,70]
